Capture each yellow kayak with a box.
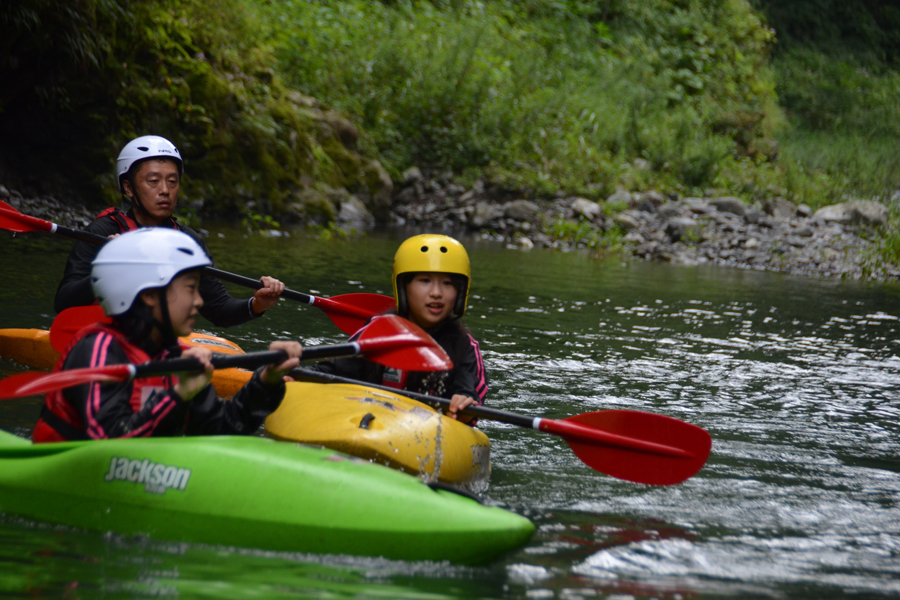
[0,328,252,397]
[266,381,491,489]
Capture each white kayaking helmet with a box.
[91,228,211,316]
[116,135,184,194]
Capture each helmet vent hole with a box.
[137,146,149,152]
[440,246,447,253]
[177,248,195,256]
[420,246,428,252]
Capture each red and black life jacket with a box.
[96,207,180,233]
[32,324,179,443]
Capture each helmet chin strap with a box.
[124,176,151,218]
[156,290,180,350]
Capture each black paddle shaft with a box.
[45,224,314,302]
[133,350,289,378]
[289,366,536,429]
[133,345,366,378]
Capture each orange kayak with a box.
[0,328,253,396]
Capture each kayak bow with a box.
[0,429,533,564]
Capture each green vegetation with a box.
[1,0,898,257]
[757,1,900,208]
[0,0,379,219]
[271,0,780,200]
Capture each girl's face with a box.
[142,270,204,339]
[404,272,458,329]
[164,270,203,337]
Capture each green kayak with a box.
[0,429,533,564]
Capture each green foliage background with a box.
[0,0,897,222]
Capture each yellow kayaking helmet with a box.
[392,234,471,318]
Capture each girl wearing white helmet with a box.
[54,135,285,327]
[34,228,302,443]
[314,234,487,423]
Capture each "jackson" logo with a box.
[103,456,191,494]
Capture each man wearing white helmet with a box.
[34,228,302,443]
[54,135,285,327]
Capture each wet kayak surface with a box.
[1,228,899,599]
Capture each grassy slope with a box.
[1,0,897,250]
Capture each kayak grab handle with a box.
[358,413,375,430]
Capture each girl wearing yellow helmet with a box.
[315,234,487,423]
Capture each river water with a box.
[1,227,898,599]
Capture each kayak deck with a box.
[0,430,532,564]
[267,381,491,489]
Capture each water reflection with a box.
[2,229,900,598]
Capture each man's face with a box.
[124,159,180,223]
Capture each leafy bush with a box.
[0,0,366,215]
[271,0,781,197]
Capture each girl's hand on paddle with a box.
[251,276,285,315]
[448,394,476,423]
[174,347,214,401]
[261,341,302,385]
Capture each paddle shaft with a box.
[289,367,691,458]
[130,343,374,378]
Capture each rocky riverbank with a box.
[3,173,898,281]
[390,169,900,281]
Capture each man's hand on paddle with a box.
[261,341,303,385]
[448,394,476,424]
[251,276,286,315]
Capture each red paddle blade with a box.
[314,293,397,335]
[50,306,112,352]
[0,204,52,233]
[0,371,50,399]
[356,315,453,371]
[541,410,711,486]
[0,365,133,399]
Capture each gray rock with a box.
[665,217,701,242]
[640,190,665,207]
[394,186,417,205]
[401,166,423,187]
[516,236,534,249]
[504,199,540,221]
[606,189,632,206]
[684,198,713,214]
[849,200,889,226]
[0,185,9,200]
[614,212,640,231]
[813,204,854,224]
[657,204,682,219]
[763,197,796,220]
[797,203,812,218]
[571,197,602,221]
[470,202,501,228]
[337,196,375,227]
[744,208,765,224]
[623,231,646,243]
[635,199,656,213]
[709,197,746,217]
[457,190,476,205]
